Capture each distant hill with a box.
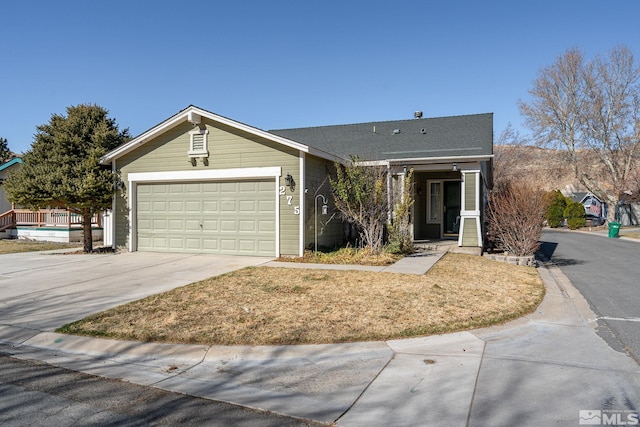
[494,145,581,193]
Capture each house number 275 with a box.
[280,186,299,215]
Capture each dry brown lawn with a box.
[0,240,80,254]
[59,253,545,345]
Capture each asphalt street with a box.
[540,229,640,363]
[0,348,326,427]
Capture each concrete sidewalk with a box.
[2,249,640,426]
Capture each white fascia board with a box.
[101,110,188,164]
[353,160,390,167]
[128,167,281,183]
[386,154,493,165]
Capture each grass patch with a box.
[58,253,545,345]
[0,240,80,254]
[620,231,640,239]
[277,247,401,266]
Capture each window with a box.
[427,180,441,223]
[188,128,209,158]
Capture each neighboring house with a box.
[0,157,23,213]
[569,192,607,225]
[0,157,103,242]
[100,105,493,257]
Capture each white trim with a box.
[129,181,137,252]
[127,166,282,256]
[299,152,305,257]
[354,160,390,167]
[110,160,116,249]
[426,180,442,224]
[128,167,281,183]
[387,155,493,164]
[275,179,280,257]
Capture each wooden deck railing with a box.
[0,210,16,231]
[0,209,102,229]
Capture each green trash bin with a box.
[608,221,621,238]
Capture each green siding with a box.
[464,172,477,211]
[303,156,343,250]
[114,119,301,256]
[461,217,478,246]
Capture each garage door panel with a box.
[184,238,201,249]
[202,201,218,213]
[168,238,184,249]
[152,237,168,249]
[185,220,200,231]
[168,219,183,231]
[184,183,200,193]
[152,219,167,230]
[259,220,275,232]
[138,201,151,213]
[152,201,167,212]
[220,182,237,193]
[258,240,275,253]
[184,200,200,211]
[220,200,236,212]
[202,239,218,250]
[238,240,256,252]
[220,219,236,232]
[238,181,256,192]
[201,182,219,193]
[220,239,237,251]
[238,220,256,231]
[239,200,256,212]
[202,219,219,231]
[137,180,275,256]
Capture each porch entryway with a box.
[412,171,461,241]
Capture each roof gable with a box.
[269,113,493,162]
[101,105,340,164]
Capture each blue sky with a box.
[1,1,639,154]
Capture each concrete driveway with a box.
[0,250,270,335]
[3,248,640,426]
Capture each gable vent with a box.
[188,128,209,158]
[192,133,205,151]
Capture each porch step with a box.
[413,240,459,253]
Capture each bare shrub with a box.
[330,158,388,253]
[486,179,549,256]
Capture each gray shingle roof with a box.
[269,113,493,162]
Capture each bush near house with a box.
[545,190,567,228]
[486,179,548,256]
[564,200,587,230]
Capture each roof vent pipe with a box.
[414,111,423,119]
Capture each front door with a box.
[443,181,461,237]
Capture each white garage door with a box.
[137,180,276,256]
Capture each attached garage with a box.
[127,167,283,257]
[136,180,276,256]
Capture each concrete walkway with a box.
[1,248,640,426]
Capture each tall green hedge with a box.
[545,190,567,228]
[564,200,586,230]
